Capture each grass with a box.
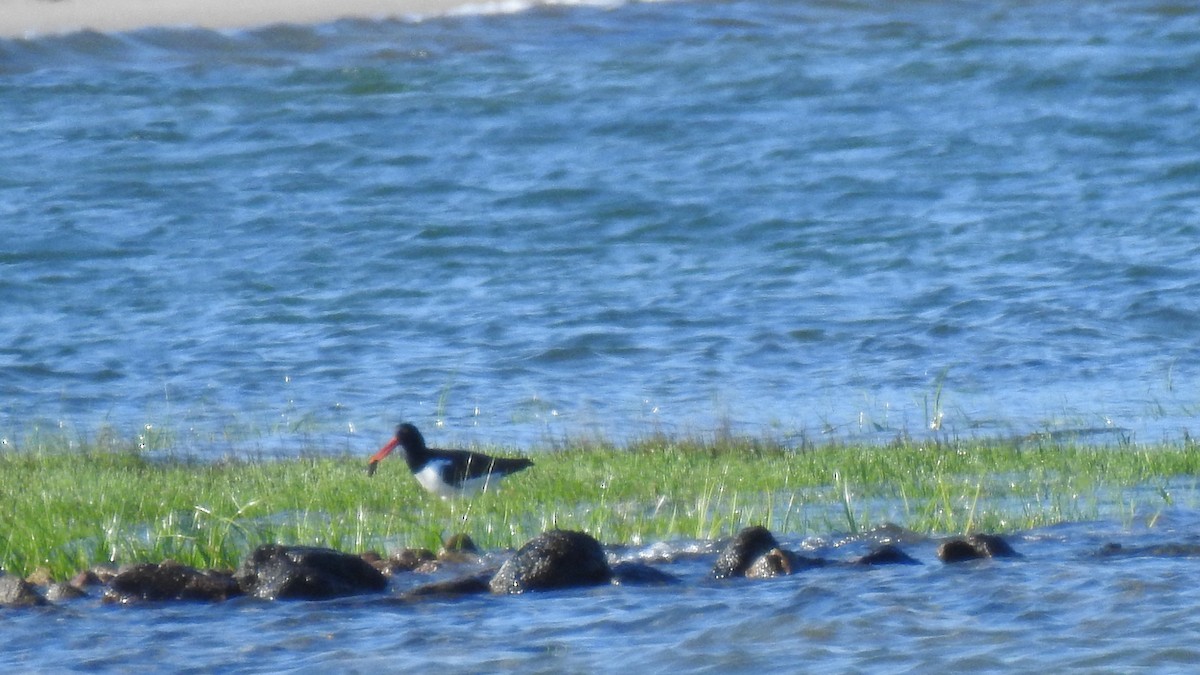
[2,426,1199,579]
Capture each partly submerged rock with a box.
[610,561,682,586]
[383,548,438,574]
[711,526,783,579]
[489,530,612,594]
[438,534,482,564]
[937,534,1021,563]
[404,572,494,599]
[1096,542,1200,558]
[235,544,388,600]
[745,548,827,579]
[106,561,241,603]
[46,583,88,602]
[70,569,107,590]
[24,567,54,587]
[855,544,921,566]
[0,574,48,608]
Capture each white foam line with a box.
[0,0,633,39]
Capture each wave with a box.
[0,0,635,40]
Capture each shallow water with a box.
[6,509,1200,672]
[2,0,1199,456]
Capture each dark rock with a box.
[106,561,241,603]
[855,544,921,566]
[89,566,119,585]
[489,530,612,594]
[71,569,105,589]
[711,526,781,579]
[610,561,682,586]
[441,533,479,555]
[404,573,493,598]
[438,534,482,564]
[236,544,389,600]
[938,533,1021,563]
[745,548,792,579]
[937,539,982,563]
[386,548,438,574]
[967,533,1020,558]
[745,548,828,578]
[1096,542,1200,558]
[0,574,48,607]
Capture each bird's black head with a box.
[395,423,427,451]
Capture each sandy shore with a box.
[0,0,499,38]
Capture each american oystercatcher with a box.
[366,423,533,499]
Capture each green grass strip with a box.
[2,429,1199,579]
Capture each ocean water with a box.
[4,1,1200,669]
[3,0,1200,456]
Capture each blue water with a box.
[4,0,1200,669]
[3,0,1200,455]
[8,511,1200,672]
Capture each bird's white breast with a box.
[414,461,493,500]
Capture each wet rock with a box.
[236,544,389,600]
[106,561,241,603]
[745,548,827,579]
[88,566,119,585]
[937,539,981,563]
[71,569,106,589]
[385,548,438,574]
[438,534,481,564]
[0,574,48,607]
[46,583,88,602]
[442,533,479,555]
[711,526,782,579]
[610,561,682,586]
[855,544,921,566]
[405,572,493,598]
[1096,542,1200,558]
[489,530,612,594]
[938,534,1021,563]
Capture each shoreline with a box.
[3,433,1197,579]
[0,0,499,38]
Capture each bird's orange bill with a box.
[366,437,399,476]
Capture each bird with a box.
[366,423,533,499]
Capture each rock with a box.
[855,544,921,566]
[938,534,1021,563]
[24,567,53,587]
[88,566,119,585]
[489,530,612,594]
[235,544,389,600]
[438,534,481,564]
[968,533,1020,558]
[106,561,241,603]
[441,533,479,555]
[745,548,827,578]
[386,548,438,574]
[610,561,682,586]
[711,526,781,579]
[0,574,48,607]
[46,583,88,602]
[937,539,981,563]
[1096,542,1200,558]
[71,569,106,589]
[404,573,493,598]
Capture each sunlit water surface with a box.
[2,0,1199,456]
